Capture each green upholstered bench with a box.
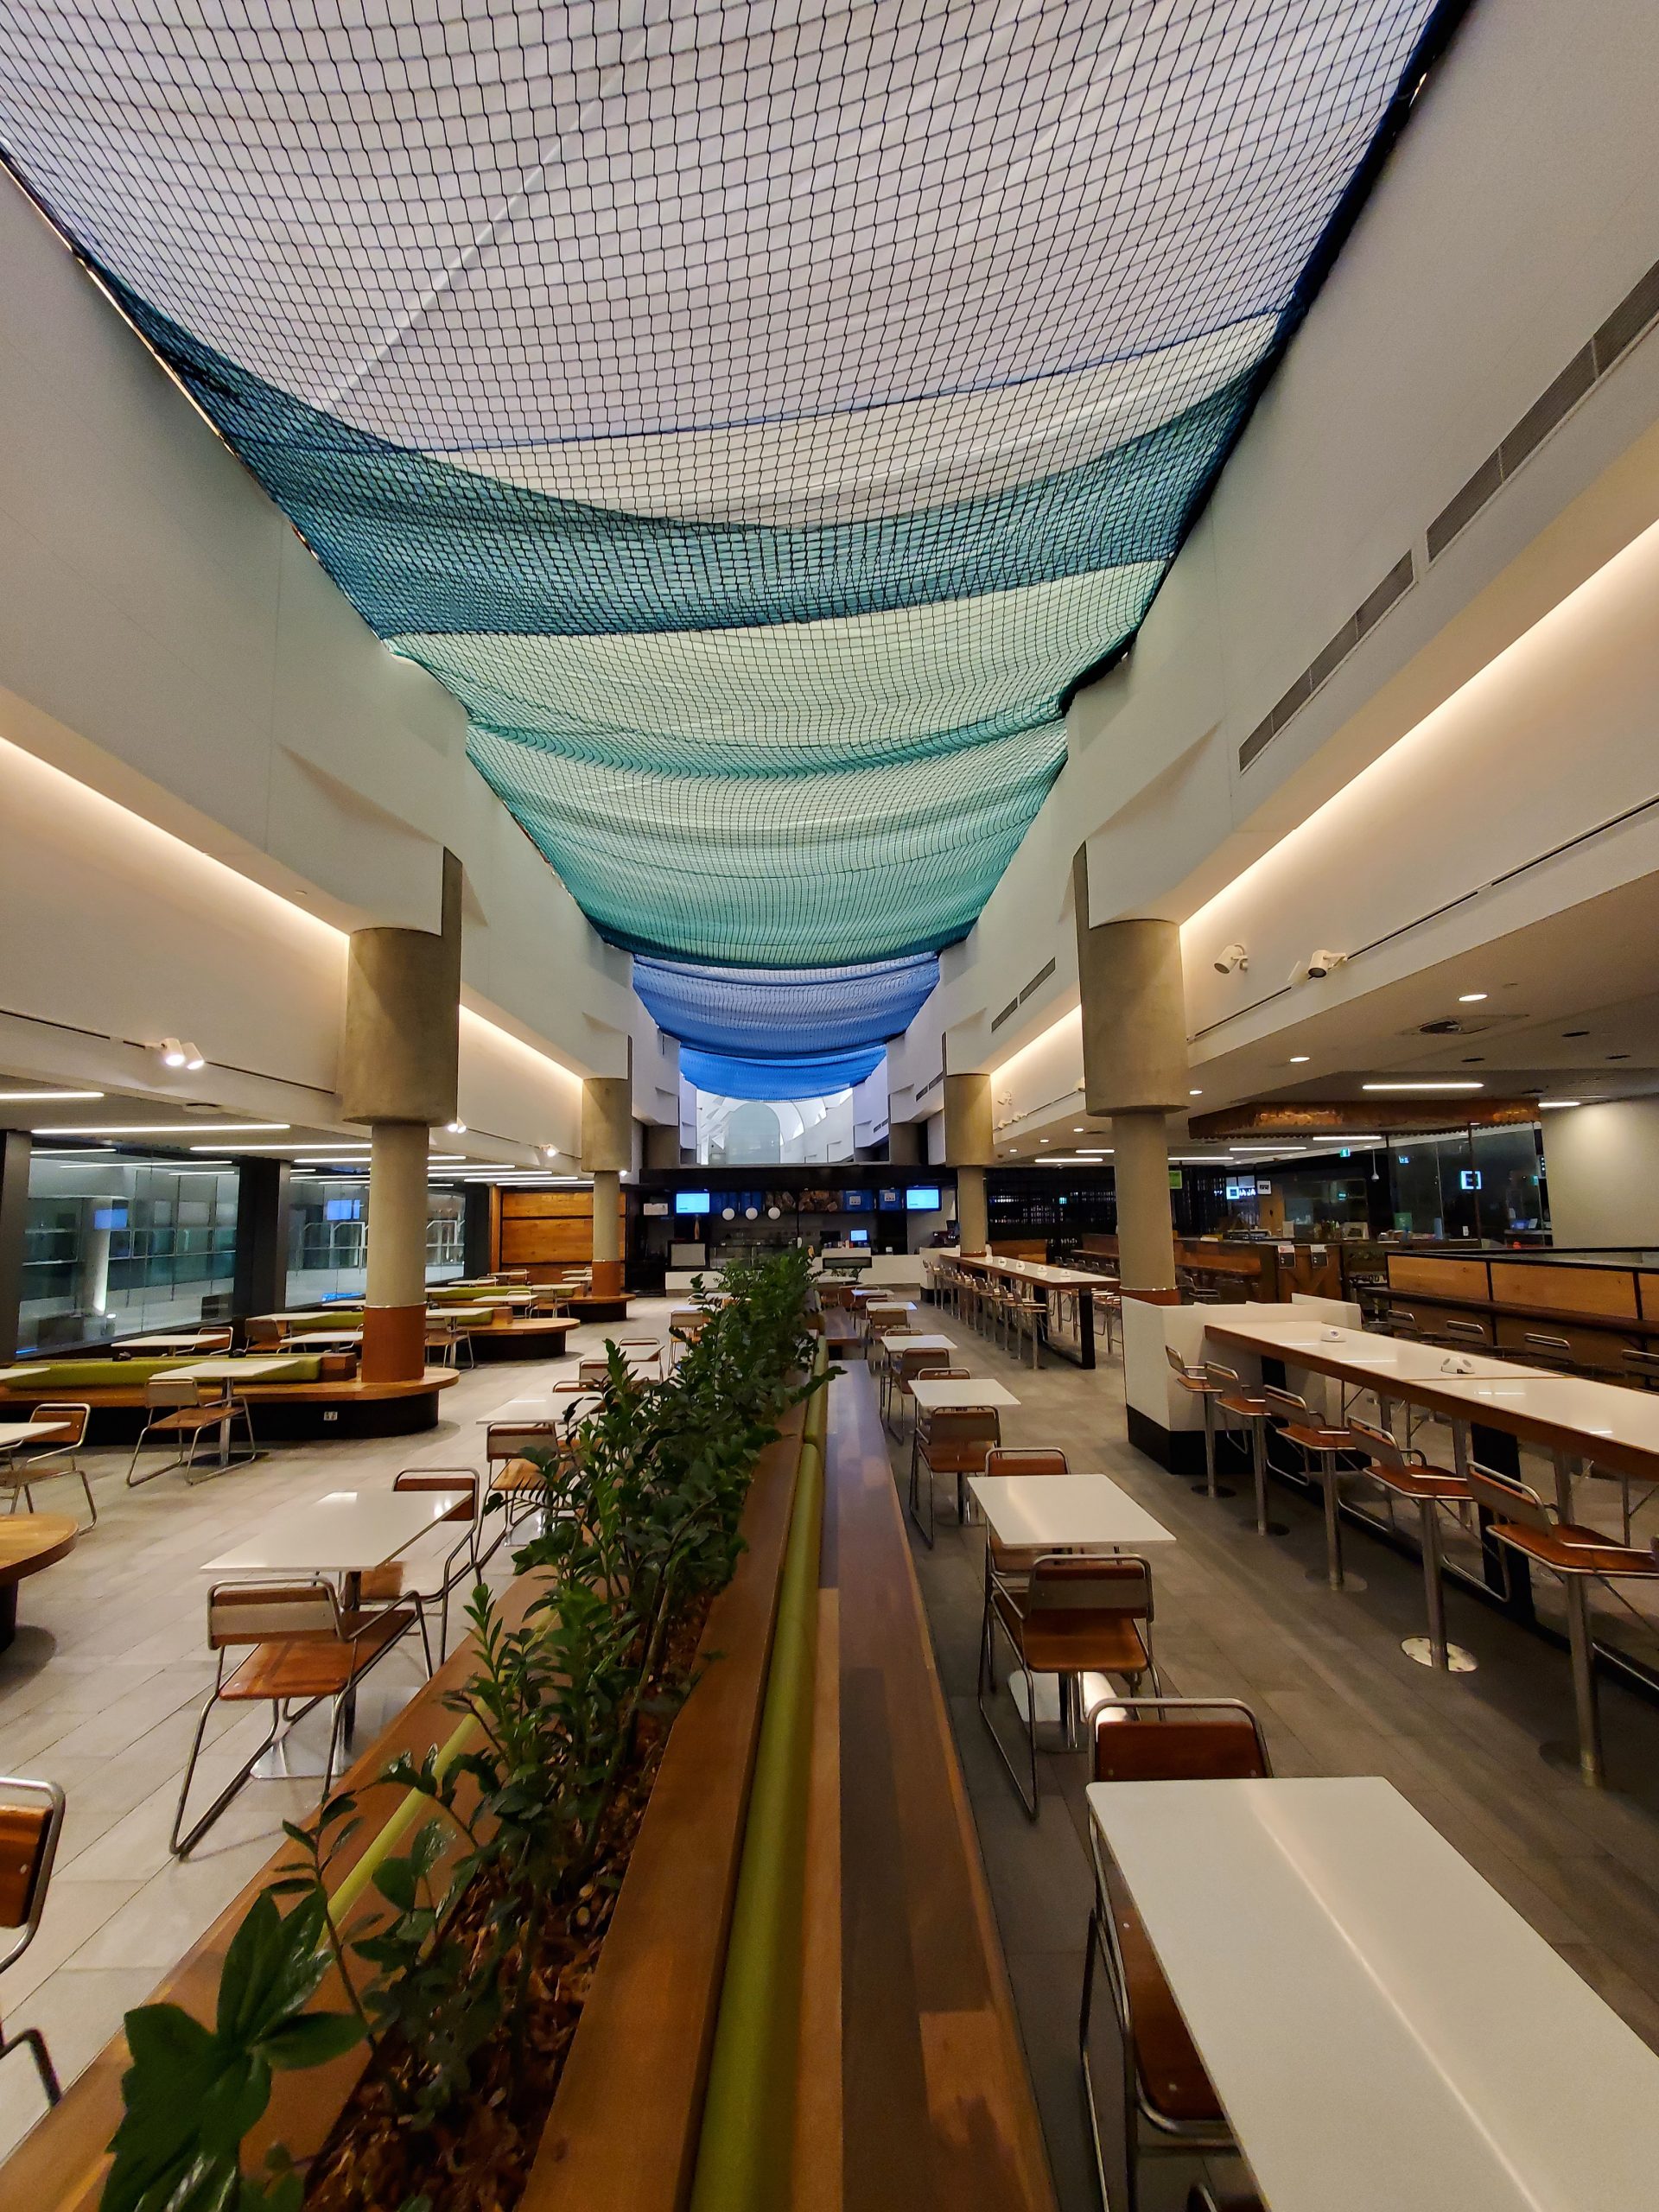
[0,1353,325,1392]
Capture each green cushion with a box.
[0,1352,323,1390]
[247,1354,324,1382]
[279,1310,365,1332]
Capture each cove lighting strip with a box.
[0,1089,105,1102]
[34,1121,290,1135]
[1361,1082,1484,1093]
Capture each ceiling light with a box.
[0,1089,105,1103]
[157,1037,188,1069]
[190,1140,359,1153]
[1457,992,1488,1003]
[1537,1099,1580,1109]
[183,1044,206,1071]
[1360,1082,1484,1093]
[446,1119,467,1134]
[35,1121,291,1136]
[1213,943,1249,976]
[1288,1055,1310,1065]
[1073,1126,1085,1133]
[1189,1089,1202,1096]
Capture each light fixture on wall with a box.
[1213,943,1249,976]
[1291,950,1345,982]
[446,1119,467,1134]
[1288,1055,1310,1065]
[156,1037,206,1071]
[1458,992,1489,1003]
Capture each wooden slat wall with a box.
[498,1188,626,1271]
[1489,1260,1640,1320]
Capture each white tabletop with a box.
[969,1471,1174,1548]
[0,1421,73,1449]
[863,1299,916,1313]
[286,1329,363,1347]
[1087,1776,1659,2212]
[1204,1316,1532,1383]
[203,1486,470,1575]
[909,1376,1021,1410]
[116,1332,230,1351]
[964,1255,1103,1288]
[176,1357,294,1382]
[1427,1371,1659,1459]
[885,1332,956,1354]
[479,1392,601,1426]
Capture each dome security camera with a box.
[1213,943,1249,976]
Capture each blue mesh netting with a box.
[680,1046,887,1101]
[635,954,938,1062]
[0,0,1457,1003]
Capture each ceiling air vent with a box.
[990,997,1019,1033]
[1238,553,1414,773]
[1019,958,1057,1004]
[1427,253,1659,564]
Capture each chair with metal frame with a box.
[979,1557,1161,1819]
[978,1446,1070,1583]
[1080,1699,1269,2212]
[126,1374,255,1488]
[357,1470,484,1664]
[1264,1383,1360,1590]
[1517,1329,1578,1373]
[485,1421,575,1536]
[612,1335,668,1378]
[874,1334,925,1428]
[423,1313,474,1370]
[172,1580,422,1856]
[1164,1346,1230,1500]
[907,1396,998,1547]
[1347,1417,1474,1672]
[1205,1363,1281,1536]
[1185,2191,1265,2212]
[1464,1461,1659,1788]
[0,1404,96,1526]
[0,1777,66,2106]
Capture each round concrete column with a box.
[943,1071,993,1255]
[582,1077,632,1295]
[340,854,461,1381]
[1072,847,1188,1295]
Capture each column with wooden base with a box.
[943,1072,992,1255]
[340,853,462,1382]
[582,1076,632,1299]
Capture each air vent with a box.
[990,996,1019,1033]
[1019,958,1057,1004]
[915,1069,944,1103]
[1238,552,1414,772]
[1427,253,1659,564]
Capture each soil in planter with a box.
[302,1595,714,2212]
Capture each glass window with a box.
[19,1152,238,1356]
[286,1174,468,1306]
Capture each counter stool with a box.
[1265,1386,1361,1590]
[1007,1290,1045,1369]
[1348,1419,1475,1672]
[1206,1366,1284,1536]
[1093,1288,1122,1359]
[1164,1348,1233,1500]
[1464,1463,1659,1787]
[1519,1331,1578,1373]
[0,1777,65,2107]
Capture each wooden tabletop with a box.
[0,1514,78,1583]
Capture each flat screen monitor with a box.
[323,1196,362,1223]
[675,1190,712,1217]
[848,1227,870,1246]
[842,1188,872,1211]
[906,1185,942,1212]
[92,1205,127,1231]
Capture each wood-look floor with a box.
[887,1312,1659,2212]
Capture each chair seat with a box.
[222,1607,416,1700]
[919,1444,995,1474]
[1173,1374,1224,1398]
[1281,1421,1351,1452]
[1363,1458,1465,1502]
[1216,1393,1268,1421]
[1116,1900,1225,2125]
[149,1407,236,1436]
[491,1458,551,1496]
[1491,1521,1659,1577]
[995,1590,1150,1676]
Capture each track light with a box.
[156,1037,206,1071]
[1213,943,1249,976]
[446,1119,467,1134]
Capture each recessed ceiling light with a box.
[1073,1126,1085,1133]
[1288,1055,1310,1065]
[0,1089,105,1103]
[1458,993,1488,1003]
[1189,1089,1202,1096]
[1361,1082,1484,1093]
[1537,1099,1580,1109]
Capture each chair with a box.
[172,1580,422,1855]
[423,1314,474,1370]
[0,1404,96,1525]
[484,1421,575,1535]
[980,1557,1161,1817]
[357,1470,482,1663]
[244,1316,290,1351]
[1081,1700,1269,2212]
[1164,1346,1231,1500]
[1206,1364,1281,1537]
[1092,1287,1122,1360]
[874,1333,922,1427]
[1465,1462,1659,1787]
[1518,1329,1578,1372]
[979,1446,1070,1579]
[1264,1384,1357,1590]
[908,1399,999,1547]
[1348,1417,1474,1672]
[1006,1288,1045,1370]
[127,1376,255,1488]
[0,1778,65,2105]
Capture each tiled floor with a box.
[883,1310,1659,2212]
[0,1302,678,2164]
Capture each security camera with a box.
[1294,950,1346,982]
[1213,943,1249,976]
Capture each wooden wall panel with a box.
[1490,1261,1638,1320]
[1386,1255,1491,1301]
[496,1188,625,1272]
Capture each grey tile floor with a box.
[883,1310,1659,2212]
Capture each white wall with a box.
[1540,1102,1659,1249]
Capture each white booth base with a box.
[1121,1294,1362,1475]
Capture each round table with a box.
[0,1514,78,1649]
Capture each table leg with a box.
[341,1568,361,1742]
[1551,1452,1577,1520]
[1077,1290,1096,1371]
[1564,1577,1605,1788]
[0,1583,16,1652]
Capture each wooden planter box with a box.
[3,1402,806,2212]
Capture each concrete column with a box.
[232,1157,292,1337]
[943,1072,993,1254]
[887,1119,922,1166]
[0,1132,30,1360]
[1072,847,1187,1295]
[644,1122,681,1170]
[340,851,461,1381]
[582,1077,632,1295]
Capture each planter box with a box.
[3,1403,807,2212]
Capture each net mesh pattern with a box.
[635,953,938,1060]
[680,1046,886,1101]
[0,0,1446,1036]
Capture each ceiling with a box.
[0,0,1459,1092]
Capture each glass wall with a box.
[285,1174,467,1307]
[20,1152,238,1356]
[695,1089,855,1165]
[1384,1127,1548,1240]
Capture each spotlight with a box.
[158,1037,188,1069]
[182,1044,206,1071]
[1213,943,1249,976]
[446,1119,467,1135]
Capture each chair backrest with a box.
[1441,1318,1488,1343]
[919,1365,971,1380]
[486,1422,565,1465]
[1262,1384,1308,1418]
[1463,1460,1553,1531]
[144,1376,204,1408]
[1204,1361,1239,1387]
[984,1446,1068,1478]
[576,1357,612,1384]
[1347,1415,1408,1471]
[29,1402,90,1447]
[393,1467,479,1522]
[0,1779,64,1948]
[207,1580,340,1649]
[1524,1332,1573,1358]
[1091,1697,1271,1783]
[1164,1344,1192,1376]
[921,1406,1001,1448]
[1624,1348,1659,1376]
[245,1317,285,1350]
[1028,1554,1152,1620]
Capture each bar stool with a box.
[1465,1463,1659,1786]
[1206,1365,1284,1536]
[1164,1347,1232,1499]
[1348,1418,1475,1672]
[1092,1287,1122,1359]
[1265,1385,1360,1590]
[1007,1288,1045,1369]
[1519,1330,1578,1373]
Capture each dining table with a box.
[957,1254,1107,1368]
[968,1470,1175,1551]
[909,1376,1021,1413]
[1085,1774,1659,2211]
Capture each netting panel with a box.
[680,1046,886,1101]
[635,954,939,1060]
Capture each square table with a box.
[1085,1775,1659,2212]
[478,1392,601,1426]
[283,1328,362,1349]
[112,1332,231,1354]
[909,1376,1020,1412]
[887,1332,955,1354]
[169,1357,293,1471]
[0,1421,73,1452]
[968,1471,1174,1550]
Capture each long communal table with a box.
[956,1254,1109,1369]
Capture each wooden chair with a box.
[1348,1417,1473,1672]
[172,1580,421,1855]
[127,1376,255,1488]
[244,1316,290,1351]
[612,1336,667,1380]
[0,1404,96,1526]
[907,1400,999,1547]
[978,1556,1161,1817]
[1006,1288,1045,1370]
[979,1446,1069,1581]
[0,1777,65,2106]
[876,1337,930,1429]
[1081,1700,1269,2212]
[1264,1383,1357,1589]
[484,1421,574,1535]
[1465,1462,1659,1787]
[423,1314,474,1370]
[358,1470,482,1663]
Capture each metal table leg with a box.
[1563,1576,1605,1788]
[1402,1501,1477,1673]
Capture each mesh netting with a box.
[635,954,938,1062]
[680,1046,885,1101]
[0,1,1449,1009]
